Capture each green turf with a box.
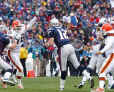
[0,77,114,92]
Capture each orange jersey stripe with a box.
[107,33,114,36]
[99,77,106,80]
[8,50,22,72]
[100,53,114,73]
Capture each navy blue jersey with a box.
[0,32,10,53]
[47,26,70,47]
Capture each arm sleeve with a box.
[44,28,55,38]
[27,16,37,30]
[100,37,113,53]
[7,42,12,48]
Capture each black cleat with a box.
[90,78,94,88]
[2,79,16,86]
[111,84,114,89]
[76,82,84,88]
[77,84,83,88]
[59,88,64,91]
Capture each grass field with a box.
[0,77,114,92]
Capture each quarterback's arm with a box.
[19,16,37,35]
[45,38,54,47]
[100,37,113,53]
[26,16,37,30]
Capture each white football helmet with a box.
[50,18,59,27]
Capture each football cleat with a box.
[59,88,64,91]
[91,88,104,92]
[74,82,85,88]
[17,84,24,89]
[89,78,94,88]
[1,82,7,88]
[96,88,104,92]
[2,79,16,86]
[110,84,114,89]
[76,82,84,88]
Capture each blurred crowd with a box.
[0,0,114,77]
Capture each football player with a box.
[44,18,81,91]
[7,16,37,89]
[93,23,114,92]
[0,32,16,88]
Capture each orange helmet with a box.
[89,36,94,41]
[12,20,20,29]
[102,23,112,32]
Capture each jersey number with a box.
[57,29,68,40]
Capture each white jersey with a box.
[90,44,101,55]
[100,30,114,54]
[8,31,22,53]
[8,17,37,53]
[91,42,113,57]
